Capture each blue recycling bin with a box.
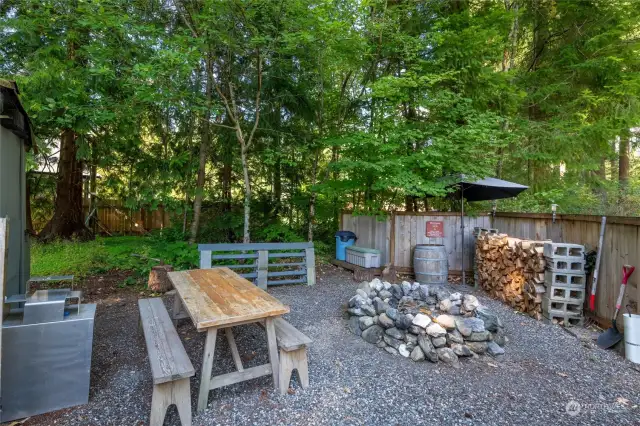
[335,231,357,261]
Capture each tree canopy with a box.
[2,0,640,243]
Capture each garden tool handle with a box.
[614,265,635,319]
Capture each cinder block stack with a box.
[542,243,586,326]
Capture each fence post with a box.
[257,250,268,290]
[199,250,212,269]
[305,247,316,286]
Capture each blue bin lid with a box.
[335,230,357,241]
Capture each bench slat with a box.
[139,298,195,385]
[267,269,306,277]
[267,278,307,285]
[268,262,306,267]
[199,242,313,251]
[267,252,305,258]
[239,272,258,279]
[211,253,258,260]
[216,263,257,270]
[273,318,312,351]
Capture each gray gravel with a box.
[22,264,640,425]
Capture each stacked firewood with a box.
[475,232,548,318]
[519,240,548,320]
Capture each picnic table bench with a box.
[272,318,312,394]
[138,298,194,426]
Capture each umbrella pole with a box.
[461,188,465,286]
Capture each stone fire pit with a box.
[347,279,506,364]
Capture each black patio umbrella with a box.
[444,175,529,285]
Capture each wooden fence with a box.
[87,203,171,234]
[341,211,640,329]
[341,212,490,273]
[493,212,639,330]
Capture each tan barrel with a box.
[414,244,448,285]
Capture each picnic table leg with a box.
[172,294,182,325]
[265,317,279,391]
[198,327,218,413]
[225,328,244,372]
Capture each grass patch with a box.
[31,234,330,287]
[31,236,200,281]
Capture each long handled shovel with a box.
[589,216,606,311]
[597,265,635,349]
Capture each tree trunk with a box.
[308,147,320,241]
[273,153,282,216]
[222,154,232,212]
[215,51,262,243]
[619,136,630,200]
[189,59,213,244]
[272,105,282,218]
[182,192,189,235]
[331,145,340,230]
[240,146,251,243]
[189,139,207,243]
[596,157,606,180]
[40,129,92,240]
[610,140,618,184]
[527,0,549,191]
[405,195,414,212]
[88,140,97,233]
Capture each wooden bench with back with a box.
[197,242,316,289]
[138,298,194,426]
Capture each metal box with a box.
[22,289,68,324]
[1,303,96,422]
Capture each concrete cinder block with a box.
[473,227,499,237]
[546,285,586,304]
[544,270,586,288]
[542,314,584,327]
[542,297,583,316]
[543,243,585,259]
[545,257,585,273]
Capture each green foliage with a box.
[255,224,305,243]
[31,236,199,279]
[5,0,640,249]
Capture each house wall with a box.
[0,127,29,296]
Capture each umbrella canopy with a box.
[453,176,529,201]
[435,175,528,286]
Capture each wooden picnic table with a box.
[167,267,290,412]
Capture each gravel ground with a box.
[20,264,640,426]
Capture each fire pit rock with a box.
[347,279,506,363]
